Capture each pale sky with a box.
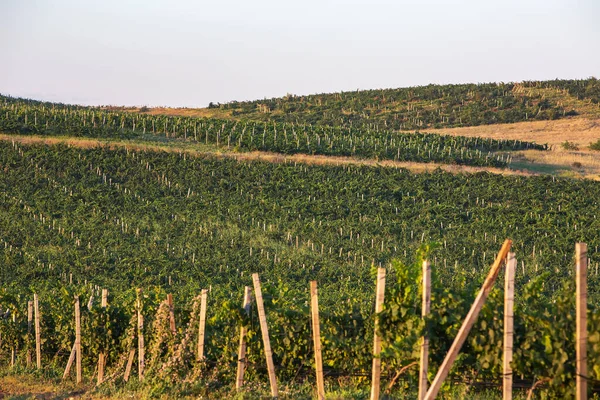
[1,0,598,107]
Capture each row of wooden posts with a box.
[18,240,590,399]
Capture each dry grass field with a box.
[428,117,600,179]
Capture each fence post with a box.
[236,286,253,390]
[167,293,176,335]
[419,261,431,400]
[75,295,82,384]
[370,267,386,400]
[311,281,325,400]
[252,273,278,398]
[11,313,16,367]
[504,253,516,400]
[197,289,208,361]
[27,300,33,367]
[34,293,41,369]
[124,349,136,382]
[576,243,588,400]
[425,239,512,400]
[137,289,145,381]
[97,288,108,385]
[63,343,76,379]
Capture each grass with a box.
[0,372,532,399]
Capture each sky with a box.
[1,0,599,108]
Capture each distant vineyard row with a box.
[0,95,547,167]
[208,78,600,130]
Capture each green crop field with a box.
[0,138,599,398]
[0,80,599,398]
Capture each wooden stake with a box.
[167,293,176,335]
[97,288,108,385]
[370,268,386,400]
[75,295,82,384]
[252,273,278,398]
[311,281,325,400]
[34,294,41,369]
[11,313,16,367]
[425,239,512,400]
[137,289,145,381]
[197,289,208,361]
[27,301,33,367]
[504,253,516,400]
[63,343,76,379]
[576,243,588,400]
[419,261,431,400]
[236,286,253,390]
[124,349,136,382]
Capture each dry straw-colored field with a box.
[428,117,600,180]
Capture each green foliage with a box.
[589,139,600,151]
[211,79,598,130]
[0,95,548,168]
[561,141,579,151]
[0,141,599,396]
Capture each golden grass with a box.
[427,117,600,148]
[512,149,600,180]
[425,117,600,180]
[0,375,82,399]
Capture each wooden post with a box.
[34,294,41,369]
[370,268,386,400]
[97,288,108,385]
[167,293,176,335]
[137,289,145,381]
[576,243,588,400]
[63,343,76,379]
[236,286,253,390]
[252,273,278,398]
[311,281,325,400]
[11,313,16,367]
[124,349,136,382]
[425,239,512,400]
[75,295,82,384]
[503,253,516,400]
[197,289,208,361]
[419,261,431,400]
[27,301,33,367]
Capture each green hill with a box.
[199,78,600,130]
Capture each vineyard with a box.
[202,78,600,131]
[0,95,548,168]
[0,139,600,398]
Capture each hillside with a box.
[125,78,600,131]
[1,140,600,398]
[1,80,600,398]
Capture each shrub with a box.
[561,141,579,151]
[589,139,600,151]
